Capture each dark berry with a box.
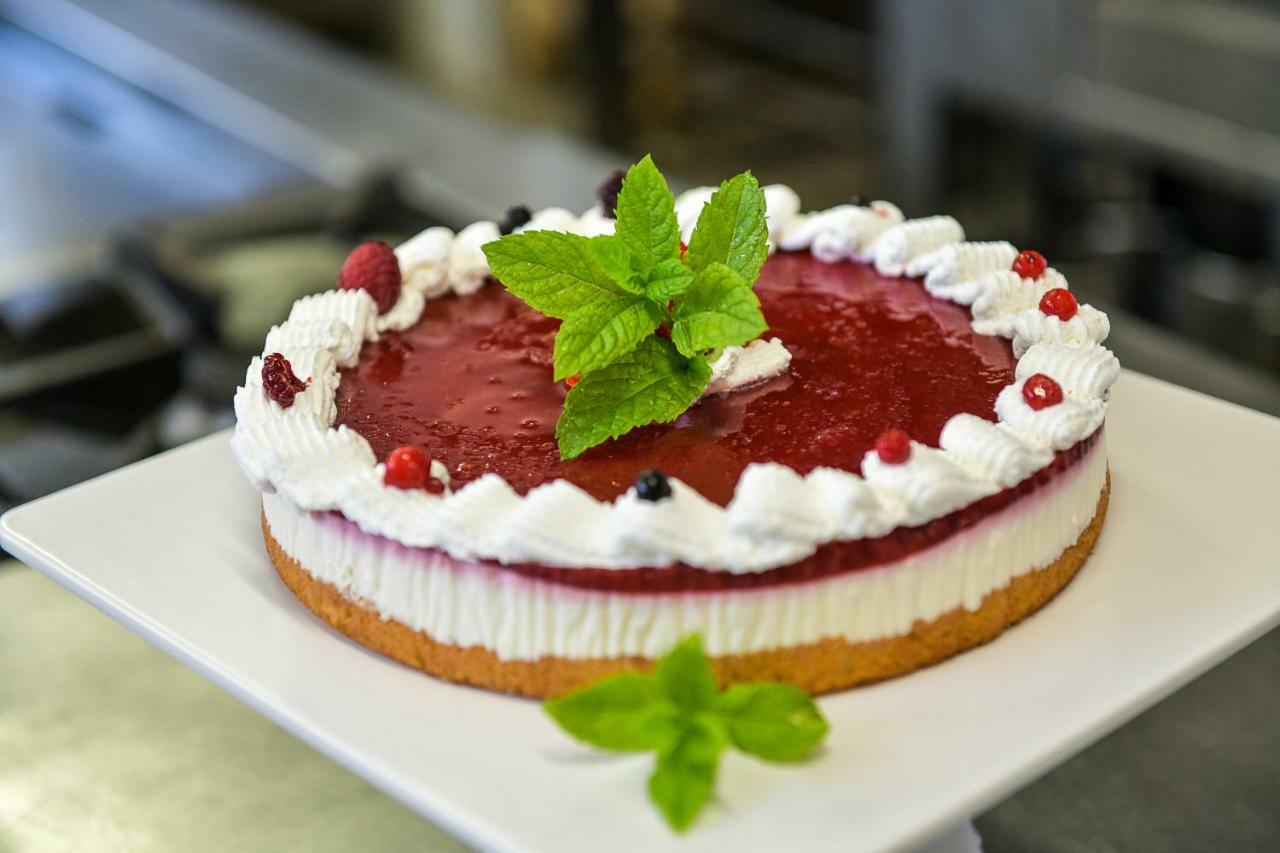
[1038,288,1078,321]
[1022,374,1064,410]
[384,446,429,489]
[635,469,672,502]
[338,240,401,313]
[849,194,872,208]
[597,169,625,219]
[1012,250,1047,280]
[874,429,912,465]
[261,353,307,408]
[498,204,532,235]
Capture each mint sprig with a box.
[544,635,830,833]
[483,155,770,459]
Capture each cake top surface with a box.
[230,160,1120,575]
[336,252,1016,506]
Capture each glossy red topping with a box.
[384,446,430,489]
[1038,288,1078,321]
[339,241,401,314]
[565,375,580,388]
[335,252,1016,505]
[1022,374,1064,410]
[1012,250,1047,280]
[261,353,307,408]
[679,240,688,259]
[874,429,912,464]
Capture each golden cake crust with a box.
[263,474,1108,698]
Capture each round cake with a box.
[233,179,1118,698]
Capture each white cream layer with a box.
[264,435,1107,662]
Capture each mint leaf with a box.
[648,714,728,832]
[483,230,625,319]
[713,683,829,762]
[556,338,711,459]
[684,171,769,284]
[587,235,645,296]
[671,262,766,357]
[615,154,681,274]
[544,671,680,752]
[552,296,664,381]
[654,634,718,712]
[645,257,694,302]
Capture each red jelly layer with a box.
[337,252,1016,506]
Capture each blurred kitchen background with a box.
[1,1,1278,851]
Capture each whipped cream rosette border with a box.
[232,187,1119,574]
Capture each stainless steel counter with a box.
[0,560,468,852]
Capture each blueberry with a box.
[849,194,872,208]
[634,469,672,502]
[498,204,533,235]
[597,169,626,219]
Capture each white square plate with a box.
[4,372,1279,853]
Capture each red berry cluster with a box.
[875,428,912,465]
[261,353,307,408]
[1038,288,1078,321]
[384,445,445,493]
[1022,374,1064,410]
[1012,250,1046,280]
[338,241,401,314]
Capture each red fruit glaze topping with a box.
[1012,250,1047,280]
[1038,288,1078,321]
[261,353,307,408]
[679,240,688,259]
[1022,373,1064,410]
[565,375,580,388]
[384,446,430,489]
[874,429,912,464]
[339,241,401,314]
[336,253,1016,506]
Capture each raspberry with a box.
[875,429,912,465]
[261,353,307,408]
[597,169,625,219]
[338,241,401,314]
[1038,288,1078,321]
[498,204,532,235]
[635,469,672,501]
[1012,250,1047,280]
[1022,374,1064,410]
[384,446,429,489]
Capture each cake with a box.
[232,163,1118,698]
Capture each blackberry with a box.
[597,169,626,219]
[634,469,672,502]
[849,194,872,208]
[498,204,533,235]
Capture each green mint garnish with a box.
[544,635,830,833]
[483,155,769,459]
